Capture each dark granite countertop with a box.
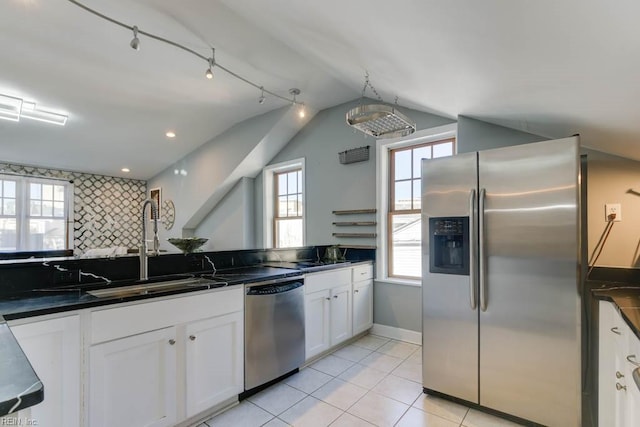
[591,281,640,340]
[262,260,370,273]
[0,262,369,320]
[0,266,304,321]
[0,260,369,416]
[0,318,44,417]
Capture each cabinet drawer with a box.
[91,287,243,344]
[305,268,351,294]
[352,264,373,282]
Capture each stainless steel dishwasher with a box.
[243,275,305,395]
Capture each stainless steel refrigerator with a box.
[421,137,582,426]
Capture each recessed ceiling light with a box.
[166,131,176,138]
[121,168,130,173]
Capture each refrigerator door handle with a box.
[469,189,477,310]
[479,188,488,312]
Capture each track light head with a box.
[289,88,301,102]
[288,89,304,118]
[205,48,215,80]
[130,25,140,50]
[258,87,266,104]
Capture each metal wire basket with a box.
[346,104,416,139]
[339,146,370,164]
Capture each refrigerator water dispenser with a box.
[429,217,469,275]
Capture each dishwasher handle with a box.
[246,280,303,296]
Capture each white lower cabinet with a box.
[304,263,373,360]
[329,283,352,345]
[352,263,374,336]
[305,289,331,358]
[89,327,177,427]
[185,311,243,417]
[8,314,81,427]
[599,300,640,427]
[304,285,352,360]
[304,268,353,360]
[89,288,244,426]
[352,279,373,335]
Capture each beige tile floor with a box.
[197,334,524,427]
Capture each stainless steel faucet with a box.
[140,198,159,281]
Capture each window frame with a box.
[376,123,458,286]
[272,168,303,248]
[0,174,73,252]
[262,158,306,249]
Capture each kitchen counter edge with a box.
[592,283,640,341]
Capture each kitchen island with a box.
[0,248,373,424]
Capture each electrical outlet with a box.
[605,203,622,222]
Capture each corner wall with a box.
[375,116,550,332]
[254,99,455,332]
[147,106,307,251]
[254,99,455,248]
[585,149,640,268]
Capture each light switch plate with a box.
[605,203,622,221]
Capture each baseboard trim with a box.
[371,324,422,344]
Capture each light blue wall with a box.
[255,98,455,248]
[374,116,548,332]
[195,177,255,251]
[147,107,297,252]
[254,99,455,332]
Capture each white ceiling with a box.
[2,0,640,179]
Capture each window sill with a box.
[375,277,421,287]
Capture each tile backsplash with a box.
[0,162,146,255]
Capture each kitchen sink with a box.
[86,277,227,299]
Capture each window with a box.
[263,158,305,248]
[376,124,457,283]
[274,169,303,248]
[388,139,454,279]
[0,175,71,251]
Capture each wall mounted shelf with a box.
[332,221,377,226]
[332,233,377,238]
[337,244,376,250]
[332,209,377,215]
[331,208,377,248]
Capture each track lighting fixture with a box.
[289,89,305,118]
[205,48,215,80]
[67,0,306,107]
[130,25,140,50]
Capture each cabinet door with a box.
[626,332,640,427]
[185,311,243,417]
[8,315,80,427]
[89,327,177,427]
[623,323,640,426]
[599,301,625,426]
[330,283,353,346]
[305,289,331,359]
[353,279,373,335]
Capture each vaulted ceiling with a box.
[2,0,640,179]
